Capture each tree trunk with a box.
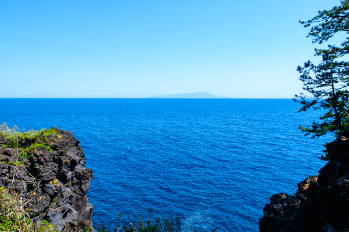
[331,73,342,132]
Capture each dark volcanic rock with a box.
[0,127,93,231]
[1,148,21,162]
[259,136,349,232]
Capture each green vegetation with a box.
[0,123,55,162]
[0,187,56,232]
[1,160,25,166]
[88,210,183,232]
[0,123,43,148]
[294,0,349,141]
[0,123,58,150]
[20,149,28,159]
[42,128,57,137]
[88,210,219,232]
[35,128,59,145]
[23,143,53,155]
[11,160,24,166]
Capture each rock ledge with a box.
[260,135,349,232]
[0,127,93,231]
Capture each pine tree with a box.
[294,0,349,139]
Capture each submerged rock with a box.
[259,135,349,232]
[0,127,93,231]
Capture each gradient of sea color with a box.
[0,99,331,231]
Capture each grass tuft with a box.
[0,187,57,231]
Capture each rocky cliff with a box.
[259,135,349,232]
[0,127,93,231]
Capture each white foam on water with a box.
[181,210,214,232]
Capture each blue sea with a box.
[0,99,330,231]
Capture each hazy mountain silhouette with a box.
[149,92,226,98]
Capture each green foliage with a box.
[294,1,349,139]
[0,123,44,148]
[11,160,25,166]
[0,123,58,151]
[0,187,57,231]
[138,225,161,232]
[14,143,53,163]
[89,209,215,232]
[20,149,28,159]
[94,209,184,232]
[42,128,57,137]
[300,0,349,45]
[1,160,25,166]
[25,143,53,154]
[81,223,107,232]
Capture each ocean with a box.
[0,98,330,231]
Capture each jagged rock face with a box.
[0,128,93,231]
[259,137,349,232]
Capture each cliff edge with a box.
[259,135,349,231]
[0,127,93,231]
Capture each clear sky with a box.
[0,0,344,98]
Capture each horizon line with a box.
[0,97,295,99]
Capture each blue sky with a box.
[0,0,343,98]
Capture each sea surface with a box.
[0,99,330,231]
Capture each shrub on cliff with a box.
[91,209,219,232]
[0,123,43,148]
[0,186,56,231]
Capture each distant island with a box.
[149,92,226,98]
